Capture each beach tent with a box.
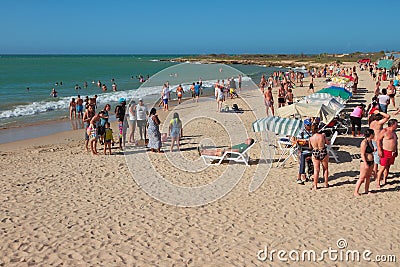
[318,86,352,100]
[275,103,336,123]
[377,59,393,69]
[300,96,345,114]
[252,116,303,137]
[307,93,347,104]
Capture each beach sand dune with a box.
[1,63,400,266]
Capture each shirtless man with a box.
[76,95,84,119]
[387,80,396,109]
[277,85,286,108]
[374,81,380,97]
[376,119,398,188]
[260,74,266,93]
[309,124,330,190]
[369,110,390,181]
[264,87,274,116]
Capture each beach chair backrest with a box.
[244,141,256,153]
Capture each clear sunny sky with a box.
[1,0,399,54]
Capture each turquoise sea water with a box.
[0,55,284,129]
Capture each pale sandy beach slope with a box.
[1,63,400,266]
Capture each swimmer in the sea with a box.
[50,88,58,97]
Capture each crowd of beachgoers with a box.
[62,58,400,196]
[257,60,400,194]
[65,74,245,155]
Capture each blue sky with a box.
[1,0,399,54]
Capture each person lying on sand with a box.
[199,138,254,156]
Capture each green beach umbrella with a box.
[318,87,352,100]
[377,59,393,69]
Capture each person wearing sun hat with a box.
[295,118,314,185]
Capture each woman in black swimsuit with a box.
[309,124,330,190]
[354,129,375,196]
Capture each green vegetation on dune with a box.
[168,51,385,67]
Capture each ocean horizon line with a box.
[0,51,384,57]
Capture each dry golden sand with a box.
[1,63,400,266]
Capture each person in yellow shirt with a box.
[104,122,115,155]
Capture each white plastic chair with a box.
[276,137,298,167]
[326,131,339,163]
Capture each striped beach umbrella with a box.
[252,116,303,137]
[307,93,346,104]
[276,102,336,123]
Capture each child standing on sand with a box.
[87,122,98,155]
[104,122,114,155]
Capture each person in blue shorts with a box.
[194,82,201,102]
